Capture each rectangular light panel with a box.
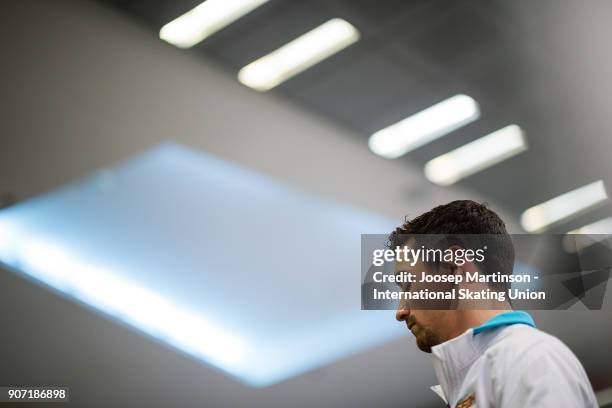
[368,94,480,159]
[565,217,612,252]
[159,0,269,48]
[0,143,402,387]
[424,124,527,186]
[521,180,608,232]
[568,217,612,234]
[238,18,359,91]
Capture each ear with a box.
[447,244,479,277]
[447,245,468,277]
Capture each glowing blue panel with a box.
[0,143,402,387]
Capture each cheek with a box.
[412,310,441,329]
[411,310,426,324]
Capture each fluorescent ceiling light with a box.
[424,124,527,186]
[568,217,612,234]
[520,180,608,232]
[0,143,401,387]
[368,94,480,159]
[18,239,247,368]
[564,217,612,253]
[238,19,359,91]
[159,0,269,48]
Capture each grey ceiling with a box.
[100,0,612,233]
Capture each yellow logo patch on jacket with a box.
[456,392,476,408]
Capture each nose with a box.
[396,308,410,322]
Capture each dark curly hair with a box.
[388,200,514,289]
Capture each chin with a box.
[416,338,433,353]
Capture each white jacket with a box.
[430,314,598,407]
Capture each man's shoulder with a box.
[475,324,597,407]
[483,324,580,369]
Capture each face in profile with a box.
[394,256,456,353]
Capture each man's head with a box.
[389,200,514,352]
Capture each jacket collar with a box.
[472,310,535,334]
[430,311,535,405]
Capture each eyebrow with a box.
[393,269,409,290]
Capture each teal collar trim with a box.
[473,311,535,335]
